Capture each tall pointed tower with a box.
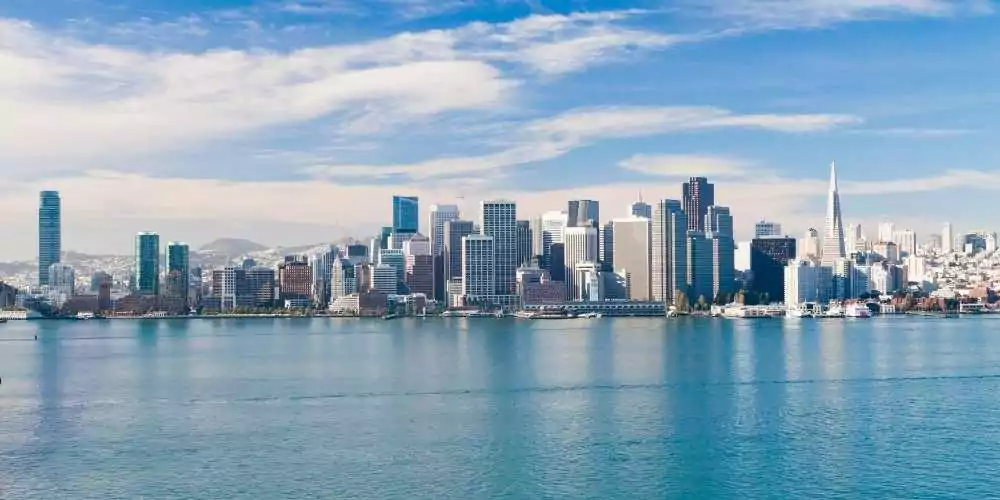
[821,161,847,265]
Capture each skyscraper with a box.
[705,206,735,299]
[461,235,495,297]
[480,200,517,295]
[392,196,419,234]
[563,226,599,299]
[568,200,599,228]
[428,204,460,256]
[540,210,568,270]
[651,200,687,303]
[38,191,61,286]
[750,237,797,303]
[629,195,652,219]
[682,177,714,232]
[754,220,782,238]
[443,220,476,287]
[516,220,532,267]
[942,222,954,253]
[821,162,847,266]
[600,221,614,270]
[686,231,714,304]
[165,242,190,304]
[135,232,160,295]
[612,217,651,301]
[278,256,312,301]
[802,228,821,260]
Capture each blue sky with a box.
[1,0,998,258]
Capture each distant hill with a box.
[198,238,268,256]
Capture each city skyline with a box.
[1,1,999,259]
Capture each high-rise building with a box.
[392,195,419,234]
[443,220,476,287]
[942,222,954,253]
[878,221,896,243]
[611,217,651,301]
[629,195,652,219]
[378,249,406,292]
[548,243,565,282]
[751,237,797,303]
[516,220,532,267]
[705,206,735,299]
[529,216,544,259]
[600,222,614,270]
[165,242,190,304]
[246,267,276,306]
[821,162,847,266]
[38,190,61,286]
[462,235,495,297]
[568,200,599,228]
[563,226,599,300]
[801,228,821,260]
[540,210,568,258]
[573,261,603,301]
[134,232,160,296]
[371,264,398,294]
[212,267,253,311]
[402,233,431,257]
[331,258,357,300]
[754,220,782,238]
[278,256,311,301]
[480,200,517,295]
[405,254,434,297]
[48,263,75,296]
[686,231,714,304]
[785,259,833,307]
[893,229,918,257]
[428,204,460,256]
[682,177,714,231]
[832,258,853,300]
[651,199,687,303]
[847,223,865,254]
[308,245,337,307]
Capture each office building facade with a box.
[651,199,687,303]
[135,232,160,296]
[611,217,651,301]
[480,200,517,295]
[682,177,714,232]
[38,191,62,286]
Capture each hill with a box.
[198,238,268,256]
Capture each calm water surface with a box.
[3,317,1000,498]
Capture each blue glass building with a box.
[392,196,419,234]
[38,191,61,286]
[135,232,161,295]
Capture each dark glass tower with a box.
[682,177,715,231]
[38,190,62,286]
[567,200,599,228]
[135,232,161,296]
[750,237,797,303]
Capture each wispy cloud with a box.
[849,127,975,137]
[688,0,993,29]
[305,106,861,180]
[618,154,758,178]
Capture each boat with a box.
[845,303,871,318]
[786,302,821,318]
[822,304,845,318]
[75,312,96,320]
[577,312,603,319]
[722,304,786,319]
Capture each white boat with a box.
[577,312,603,319]
[786,302,821,318]
[823,304,845,318]
[722,304,786,319]
[845,303,871,318]
[75,312,95,320]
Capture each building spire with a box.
[829,160,838,192]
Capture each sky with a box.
[2,0,999,259]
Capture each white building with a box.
[820,162,847,266]
[651,199,687,303]
[942,222,954,253]
[428,204,460,256]
[784,260,833,307]
[564,226,599,300]
[893,229,917,256]
[801,228,820,261]
[734,241,751,271]
[461,234,495,297]
[878,221,896,243]
[611,216,651,301]
[331,258,357,300]
[541,210,569,260]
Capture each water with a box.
[3,317,1000,499]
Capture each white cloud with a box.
[692,0,992,29]
[306,106,860,180]
[619,154,756,177]
[850,127,974,137]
